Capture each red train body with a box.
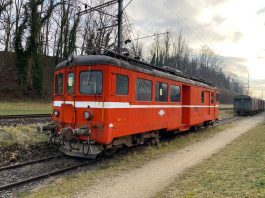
[41,53,219,158]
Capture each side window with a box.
[67,73,74,94]
[55,73,63,95]
[136,78,152,101]
[216,93,219,102]
[155,82,168,102]
[201,91,205,103]
[211,93,214,104]
[170,85,180,102]
[116,74,128,95]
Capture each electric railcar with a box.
[39,52,219,158]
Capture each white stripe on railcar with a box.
[53,101,218,109]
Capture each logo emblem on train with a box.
[158,109,166,116]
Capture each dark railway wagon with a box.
[233,95,264,115]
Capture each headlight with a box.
[84,111,93,120]
[84,111,90,120]
[67,54,74,62]
[53,110,59,117]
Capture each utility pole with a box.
[117,0,123,53]
[247,73,250,95]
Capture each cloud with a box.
[127,0,232,47]
[257,7,265,15]
[230,31,243,43]
[211,15,226,25]
[221,56,249,77]
[200,0,228,6]
[257,55,265,60]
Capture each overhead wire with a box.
[123,12,149,62]
[122,0,133,11]
[160,0,219,53]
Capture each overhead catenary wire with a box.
[123,14,148,61]
[122,0,133,11]
[160,0,220,53]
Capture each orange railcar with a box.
[40,53,219,158]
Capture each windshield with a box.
[80,71,102,95]
[67,73,74,94]
[55,73,63,95]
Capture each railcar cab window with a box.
[170,85,180,102]
[201,91,205,103]
[156,82,168,102]
[136,78,152,101]
[116,74,128,95]
[55,73,63,95]
[79,71,102,95]
[67,73,74,94]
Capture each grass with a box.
[155,121,265,198]
[219,109,234,119]
[18,123,233,198]
[0,125,48,147]
[0,99,52,115]
[219,104,233,108]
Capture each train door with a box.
[61,68,76,125]
[205,91,211,115]
[181,85,191,126]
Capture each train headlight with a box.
[84,111,93,120]
[53,110,60,117]
[84,111,90,120]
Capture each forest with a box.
[0,0,244,100]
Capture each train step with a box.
[179,125,190,132]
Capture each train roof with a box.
[55,52,217,90]
[234,95,252,99]
[234,95,264,101]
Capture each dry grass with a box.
[219,104,233,108]
[18,123,233,198]
[0,99,52,115]
[0,125,48,147]
[219,109,234,119]
[155,122,265,198]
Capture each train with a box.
[233,95,264,115]
[39,51,219,158]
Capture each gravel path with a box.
[78,113,265,198]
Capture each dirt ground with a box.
[77,113,265,198]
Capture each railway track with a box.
[0,114,51,120]
[213,116,242,127]
[0,115,241,193]
[218,107,233,111]
[0,155,90,192]
[0,114,51,127]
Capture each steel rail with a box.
[0,161,89,191]
[219,107,233,110]
[0,156,55,172]
[0,114,51,120]
[213,116,242,127]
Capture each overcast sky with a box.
[126,0,265,97]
